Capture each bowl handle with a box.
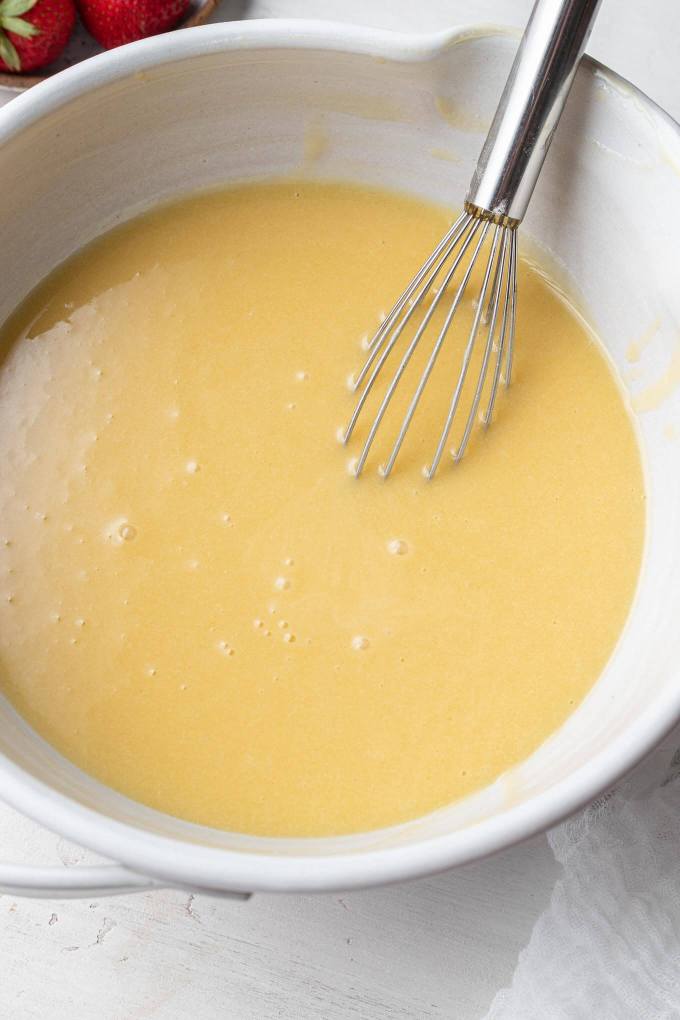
[0,861,251,899]
[0,861,160,898]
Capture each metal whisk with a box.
[344,0,602,478]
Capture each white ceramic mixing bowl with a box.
[1,20,679,899]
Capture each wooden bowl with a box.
[0,0,220,92]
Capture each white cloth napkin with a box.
[484,728,680,1019]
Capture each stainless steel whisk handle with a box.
[466,0,602,225]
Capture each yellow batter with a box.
[0,181,644,836]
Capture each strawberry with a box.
[78,0,191,50]
[0,0,76,72]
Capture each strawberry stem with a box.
[0,30,20,70]
[0,0,39,17]
[3,15,38,37]
[0,0,40,71]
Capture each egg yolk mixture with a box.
[0,181,644,836]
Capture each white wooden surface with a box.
[1,2,678,1018]
[0,800,561,1018]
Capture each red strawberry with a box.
[78,0,191,50]
[0,0,76,72]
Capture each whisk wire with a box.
[482,229,514,426]
[379,220,490,478]
[505,232,518,387]
[351,217,486,477]
[453,225,507,462]
[351,212,473,396]
[425,221,501,478]
[364,211,470,357]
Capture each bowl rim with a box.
[1,18,679,894]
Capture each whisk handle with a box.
[466,0,602,224]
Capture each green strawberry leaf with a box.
[0,30,20,71]
[0,0,38,18]
[2,15,38,37]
